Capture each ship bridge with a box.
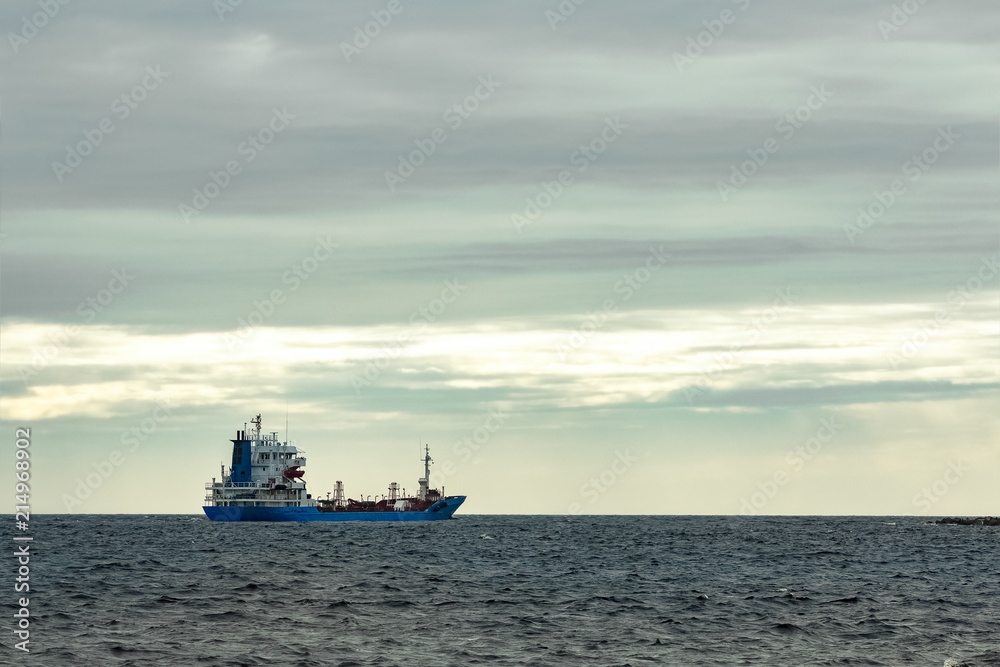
[205,414,314,509]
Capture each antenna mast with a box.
[417,443,433,501]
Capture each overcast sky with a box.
[1,0,997,515]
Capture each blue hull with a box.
[203,496,466,522]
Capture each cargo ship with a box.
[203,415,465,521]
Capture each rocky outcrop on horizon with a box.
[936,517,999,526]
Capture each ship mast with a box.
[417,444,433,500]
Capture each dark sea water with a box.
[5,515,1000,666]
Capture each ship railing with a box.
[205,481,276,489]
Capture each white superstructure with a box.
[204,415,316,509]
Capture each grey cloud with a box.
[2,1,998,216]
[673,380,1000,408]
